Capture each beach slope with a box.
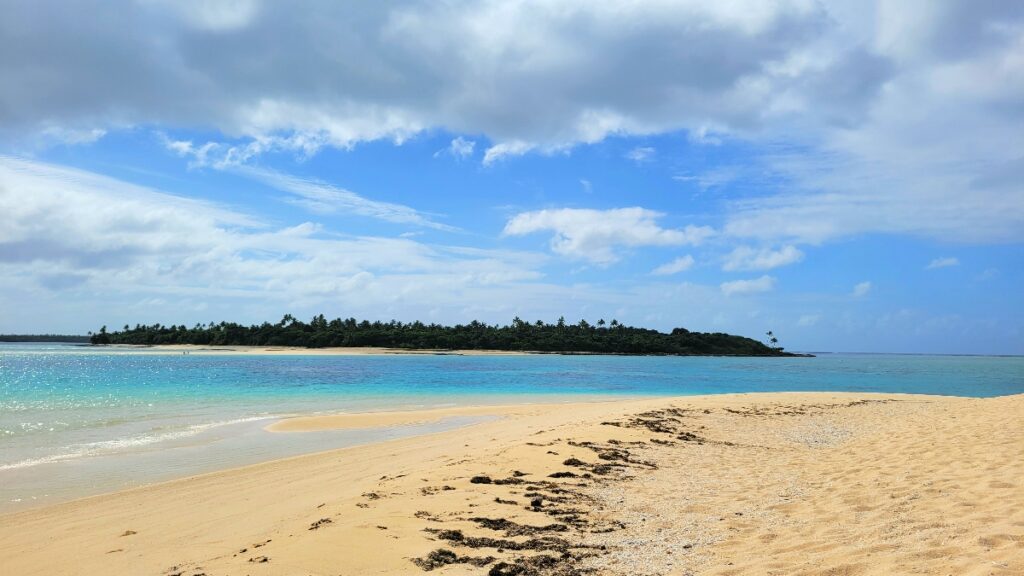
[1,392,1021,575]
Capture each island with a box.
[88,315,805,356]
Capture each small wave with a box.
[0,415,275,471]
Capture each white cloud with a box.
[625,146,655,163]
[852,281,872,298]
[0,156,767,339]
[240,167,457,231]
[721,275,776,296]
[724,157,1024,243]
[482,141,570,165]
[652,255,695,276]
[688,126,724,146]
[435,136,476,160]
[723,245,803,271]
[39,127,107,146]
[926,256,959,269]
[161,133,455,230]
[720,3,1024,246]
[0,1,886,155]
[154,0,262,32]
[483,141,534,165]
[162,132,330,169]
[504,208,714,264]
[3,157,1020,354]
[0,1,1021,248]
[0,156,598,327]
[0,160,794,345]
[672,167,739,191]
[579,179,592,193]
[0,154,536,278]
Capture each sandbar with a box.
[1,392,1021,575]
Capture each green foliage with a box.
[90,315,796,356]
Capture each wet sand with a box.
[1,392,1021,575]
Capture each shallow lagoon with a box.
[1,343,1021,511]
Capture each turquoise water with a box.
[1,343,1021,511]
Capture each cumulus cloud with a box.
[720,275,776,296]
[926,256,960,269]
[652,255,695,276]
[852,281,872,297]
[0,1,875,152]
[504,208,714,264]
[722,245,803,271]
[0,1,1020,248]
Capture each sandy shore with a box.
[96,344,534,355]
[1,392,1022,575]
[265,405,531,432]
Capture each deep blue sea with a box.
[1,342,1021,511]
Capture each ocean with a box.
[1,342,1021,512]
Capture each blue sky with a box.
[1,1,1021,354]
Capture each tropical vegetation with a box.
[90,315,799,356]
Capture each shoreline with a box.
[87,343,536,356]
[267,403,538,432]
[1,406,522,515]
[2,391,1020,575]
[80,343,813,357]
[0,398,633,515]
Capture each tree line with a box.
[89,315,797,356]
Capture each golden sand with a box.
[1,393,1021,575]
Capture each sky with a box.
[0,1,1022,354]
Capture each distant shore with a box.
[88,343,813,357]
[93,343,534,356]
[1,391,1020,575]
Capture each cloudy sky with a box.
[1,0,1021,354]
